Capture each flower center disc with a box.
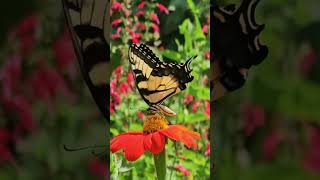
[143,114,169,133]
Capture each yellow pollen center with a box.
[143,114,169,133]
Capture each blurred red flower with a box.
[299,47,317,76]
[136,22,146,31]
[184,94,193,104]
[192,101,200,113]
[151,23,159,32]
[29,64,70,103]
[157,3,169,14]
[204,51,210,60]
[241,104,265,136]
[110,101,115,113]
[175,164,191,176]
[130,31,142,44]
[1,96,35,134]
[127,71,134,85]
[111,91,121,105]
[138,1,145,9]
[304,127,320,171]
[111,19,122,26]
[205,101,210,117]
[135,11,145,17]
[150,13,160,25]
[88,159,107,177]
[10,15,39,55]
[53,30,75,70]
[0,144,14,165]
[261,130,282,161]
[202,24,208,34]
[111,115,200,161]
[119,82,130,95]
[205,143,210,156]
[112,27,122,39]
[112,1,122,11]
[113,66,122,80]
[136,111,145,120]
[0,55,21,97]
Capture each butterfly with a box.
[212,0,268,100]
[128,43,196,116]
[62,0,110,119]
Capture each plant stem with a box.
[154,148,166,180]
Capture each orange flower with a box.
[111,114,200,161]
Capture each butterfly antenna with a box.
[63,144,105,152]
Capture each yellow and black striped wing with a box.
[128,43,195,106]
[62,0,110,119]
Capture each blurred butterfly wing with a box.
[128,44,181,106]
[62,0,110,119]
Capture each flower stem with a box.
[154,148,166,180]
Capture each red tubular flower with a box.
[205,101,210,117]
[204,51,210,60]
[202,24,208,34]
[135,11,145,16]
[112,27,122,39]
[0,55,21,97]
[261,130,282,161]
[53,30,75,70]
[175,164,191,176]
[138,1,145,9]
[112,2,122,11]
[10,15,39,55]
[136,111,145,120]
[119,82,130,95]
[151,13,160,25]
[205,143,210,156]
[192,101,200,112]
[157,3,169,14]
[111,114,200,161]
[241,103,265,136]
[111,19,122,26]
[130,31,142,43]
[304,127,320,171]
[127,71,134,85]
[184,94,193,104]
[151,23,159,32]
[136,22,146,31]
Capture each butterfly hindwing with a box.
[62,0,110,119]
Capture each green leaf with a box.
[162,50,181,61]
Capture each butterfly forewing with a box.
[62,0,110,119]
[128,43,195,116]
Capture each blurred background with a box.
[0,0,107,179]
[213,0,320,179]
[109,0,210,179]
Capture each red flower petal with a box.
[135,11,145,16]
[151,23,159,32]
[111,19,122,26]
[112,2,122,10]
[144,132,165,154]
[151,13,160,25]
[111,132,145,161]
[137,1,145,9]
[160,125,200,149]
[157,3,169,14]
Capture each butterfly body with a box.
[128,43,195,116]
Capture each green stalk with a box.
[154,148,167,180]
